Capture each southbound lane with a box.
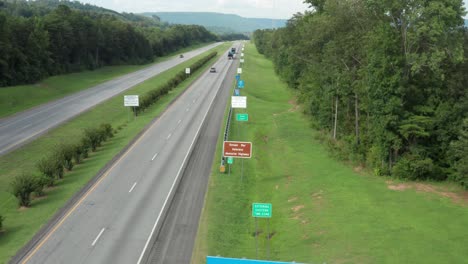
[0,42,222,156]
[16,46,234,264]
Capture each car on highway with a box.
[210,67,216,73]
[179,54,184,58]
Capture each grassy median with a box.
[0,42,230,263]
[0,42,213,119]
[192,43,468,263]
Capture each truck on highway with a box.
[228,51,234,59]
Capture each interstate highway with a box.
[15,44,239,264]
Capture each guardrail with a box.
[220,96,233,167]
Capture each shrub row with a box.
[11,124,114,207]
[0,214,4,230]
[134,51,218,114]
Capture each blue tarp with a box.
[207,256,300,264]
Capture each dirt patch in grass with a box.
[387,181,468,205]
[288,196,298,203]
[18,206,28,211]
[285,175,292,188]
[288,99,299,112]
[353,165,364,173]
[292,205,304,212]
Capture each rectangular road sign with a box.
[185,67,190,74]
[237,68,242,74]
[235,74,240,81]
[227,157,233,164]
[252,203,272,218]
[240,58,245,63]
[236,113,248,121]
[223,141,252,158]
[238,80,245,88]
[231,96,247,108]
[241,53,244,57]
[124,95,139,106]
[234,89,240,96]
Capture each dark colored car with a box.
[210,67,216,73]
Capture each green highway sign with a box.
[252,203,272,218]
[236,113,249,121]
[227,157,233,164]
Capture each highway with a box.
[144,48,238,264]
[0,42,222,156]
[13,43,240,264]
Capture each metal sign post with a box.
[252,203,272,260]
[124,95,139,120]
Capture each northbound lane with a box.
[0,42,222,156]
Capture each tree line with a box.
[253,0,468,187]
[0,0,218,87]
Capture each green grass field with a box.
[0,42,230,263]
[0,42,212,119]
[192,44,468,263]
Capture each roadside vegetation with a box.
[253,0,468,188]
[0,0,217,87]
[0,43,229,263]
[193,43,468,264]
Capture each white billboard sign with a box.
[185,68,190,74]
[124,95,139,107]
[231,96,247,108]
[237,68,242,74]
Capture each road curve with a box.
[0,42,222,156]
[14,44,237,264]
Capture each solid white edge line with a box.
[91,228,106,246]
[135,53,232,264]
[151,153,158,161]
[128,182,138,193]
[167,133,172,140]
[177,119,182,124]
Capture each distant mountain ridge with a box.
[141,12,287,33]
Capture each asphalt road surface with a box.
[0,42,222,156]
[14,44,239,264]
[144,47,239,264]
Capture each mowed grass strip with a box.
[0,42,213,119]
[0,42,230,263]
[192,44,468,264]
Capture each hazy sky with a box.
[80,0,310,19]
[81,0,467,19]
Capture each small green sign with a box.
[236,113,249,122]
[252,203,272,218]
[227,157,233,164]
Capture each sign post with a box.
[231,96,247,109]
[124,95,139,119]
[252,203,272,259]
[227,157,233,176]
[238,80,245,89]
[236,113,248,121]
[224,141,252,182]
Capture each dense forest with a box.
[253,0,468,187]
[0,0,218,87]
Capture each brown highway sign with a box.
[223,141,252,158]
